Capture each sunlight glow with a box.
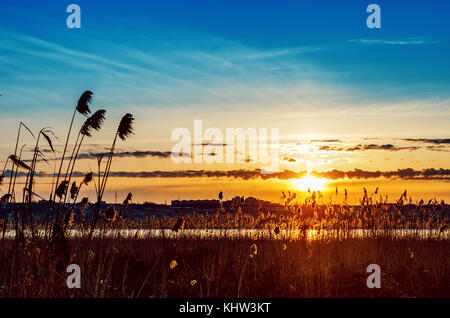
[291,174,329,192]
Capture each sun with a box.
[291,174,329,192]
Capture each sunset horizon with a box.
[0,0,448,304]
[1,2,449,205]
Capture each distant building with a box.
[171,199,220,209]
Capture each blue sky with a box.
[0,0,449,139]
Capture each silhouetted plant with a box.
[25,127,56,237]
[88,113,134,239]
[63,109,106,204]
[52,91,92,203]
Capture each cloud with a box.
[349,144,419,151]
[282,157,297,163]
[6,168,450,181]
[25,150,179,162]
[403,138,450,144]
[77,150,173,160]
[348,39,439,45]
[318,144,420,152]
[310,139,342,143]
[105,168,450,181]
[0,30,135,72]
[193,143,228,146]
[312,168,450,180]
[317,143,449,152]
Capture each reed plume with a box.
[82,172,93,185]
[89,113,134,239]
[70,182,78,200]
[1,194,11,205]
[63,109,106,204]
[55,181,69,199]
[117,113,135,141]
[172,217,185,233]
[80,109,106,137]
[123,192,132,205]
[77,91,93,116]
[52,91,93,203]
[64,172,94,228]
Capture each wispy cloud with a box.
[319,144,421,152]
[26,150,177,162]
[78,150,173,160]
[311,139,342,143]
[314,142,449,153]
[348,39,440,45]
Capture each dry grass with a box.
[0,183,449,298]
[0,235,448,298]
[0,181,448,298]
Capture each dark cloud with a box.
[5,168,449,181]
[25,150,180,162]
[317,144,448,152]
[80,168,450,181]
[77,150,173,159]
[425,145,450,152]
[355,144,419,151]
[102,169,309,180]
[317,145,335,151]
[313,168,450,180]
[282,157,297,163]
[403,138,450,144]
[192,143,229,146]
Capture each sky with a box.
[0,0,449,203]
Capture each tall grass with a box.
[0,91,134,245]
[0,235,448,297]
[88,113,134,240]
[52,91,93,204]
[1,123,34,241]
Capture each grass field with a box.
[1,181,449,298]
[0,233,449,298]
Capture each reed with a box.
[63,109,106,205]
[88,113,134,240]
[0,235,448,298]
[52,90,92,204]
